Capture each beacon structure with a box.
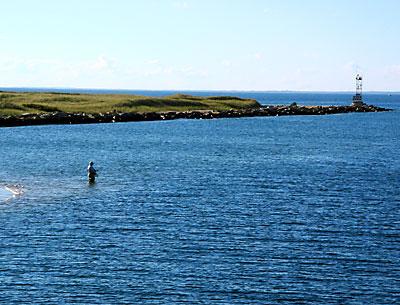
[352,74,364,106]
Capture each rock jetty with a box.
[0,104,391,128]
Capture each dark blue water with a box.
[0,91,399,304]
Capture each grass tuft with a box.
[22,103,61,112]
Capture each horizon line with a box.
[1,86,399,94]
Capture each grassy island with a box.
[0,90,390,128]
[0,91,260,116]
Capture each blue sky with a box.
[1,0,399,91]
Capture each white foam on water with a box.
[0,185,24,202]
[4,185,24,195]
[0,187,12,201]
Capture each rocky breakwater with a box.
[0,103,391,128]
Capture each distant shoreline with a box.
[1,87,400,95]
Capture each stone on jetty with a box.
[0,104,391,128]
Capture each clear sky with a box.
[1,0,399,91]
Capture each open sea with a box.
[0,90,399,304]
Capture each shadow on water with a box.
[87,180,97,188]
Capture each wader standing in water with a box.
[87,161,97,183]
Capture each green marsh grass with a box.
[0,91,260,116]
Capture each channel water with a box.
[0,91,399,304]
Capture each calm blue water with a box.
[0,91,399,304]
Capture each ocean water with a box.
[0,91,399,304]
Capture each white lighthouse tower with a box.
[352,74,364,106]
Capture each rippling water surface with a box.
[0,92,399,304]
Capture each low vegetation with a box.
[0,91,260,116]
